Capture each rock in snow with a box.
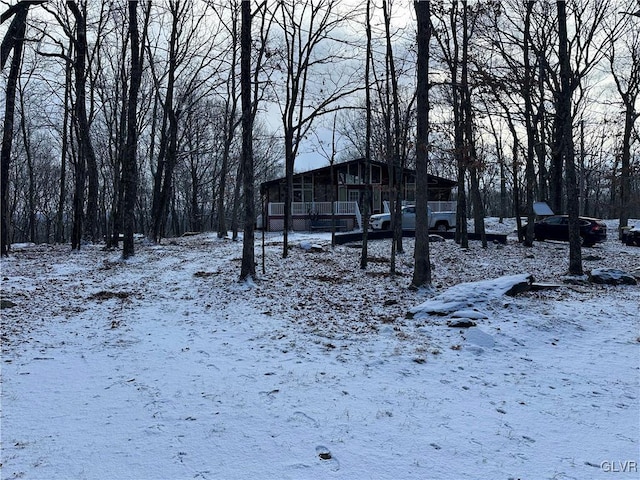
[409,273,534,318]
[447,319,477,328]
[451,309,489,320]
[589,268,638,286]
[463,327,496,348]
[299,241,324,252]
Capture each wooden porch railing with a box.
[268,201,360,216]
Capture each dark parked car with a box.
[523,215,607,247]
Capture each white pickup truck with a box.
[369,205,456,232]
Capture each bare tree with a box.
[271,0,362,258]
[381,0,405,270]
[479,96,508,223]
[55,39,73,245]
[147,1,225,241]
[460,1,486,248]
[122,1,150,258]
[522,1,536,247]
[215,1,241,239]
[312,114,342,247]
[64,1,100,247]
[412,0,431,288]
[92,3,137,250]
[1,1,45,255]
[239,0,255,281]
[473,0,546,240]
[360,0,372,270]
[432,1,468,248]
[147,1,181,242]
[557,0,582,275]
[17,60,38,243]
[607,6,640,238]
[548,0,612,215]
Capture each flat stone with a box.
[589,268,637,286]
[451,309,489,320]
[530,283,564,291]
[0,299,17,309]
[448,319,477,328]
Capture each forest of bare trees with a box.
[1,1,638,273]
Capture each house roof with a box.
[260,158,457,191]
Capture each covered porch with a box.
[265,201,361,232]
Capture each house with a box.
[260,158,457,232]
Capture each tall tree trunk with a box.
[549,118,564,213]
[17,80,36,243]
[107,40,131,250]
[156,100,179,239]
[327,114,339,248]
[68,1,99,247]
[618,95,634,239]
[280,4,300,259]
[122,0,146,259]
[70,143,86,249]
[412,0,431,288]
[282,130,294,258]
[216,142,229,238]
[68,1,98,244]
[557,0,582,275]
[56,50,72,244]
[149,2,179,242]
[1,7,28,255]
[468,162,485,245]
[239,0,255,281]
[382,0,403,270]
[446,5,467,249]
[189,165,201,232]
[502,110,522,240]
[454,111,468,247]
[535,53,548,206]
[461,1,485,248]
[499,144,507,222]
[523,1,536,247]
[2,2,46,253]
[359,0,372,270]
[231,160,242,241]
[218,5,240,239]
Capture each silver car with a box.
[370,205,429,231]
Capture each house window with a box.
[345,163,360,184]
[337,167,347,185]
[371,165,381,184]
[293,175,313,203]
[339,162,366,184]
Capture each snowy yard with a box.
[1,218,639,480]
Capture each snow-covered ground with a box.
[1,218,639,480]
